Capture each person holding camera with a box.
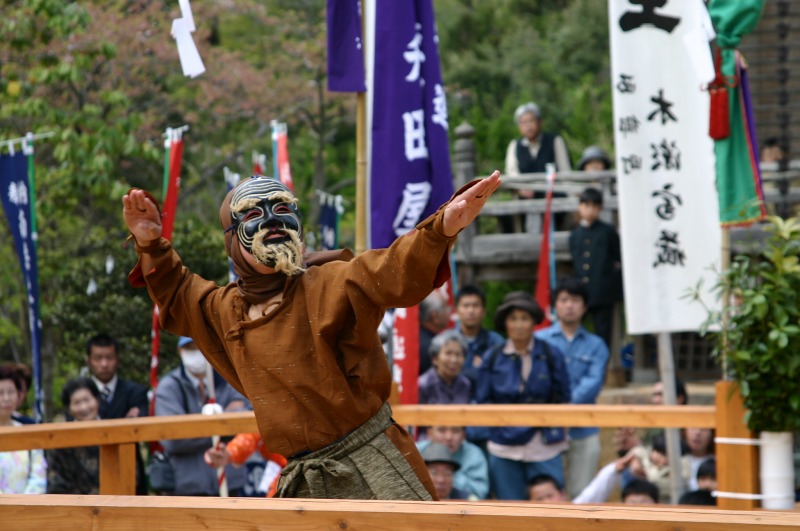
[474,291,571,500]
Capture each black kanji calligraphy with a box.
[652,183,682,220]
[653,230,686,267]
[617,73,636,93]
[621,155,642,175]
[619,0,680,34]
[651,139,681,171]
[647,89,677,125]
[619,115,640,137]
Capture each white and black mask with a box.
[227,177,304,274]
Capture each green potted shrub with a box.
[690,215,800,509]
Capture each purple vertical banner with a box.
[370,0,454,250]
[327,0,366,92]
[738,54,766,204]
[0,152,43,420]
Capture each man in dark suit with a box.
[85,333,149,494]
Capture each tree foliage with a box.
[691,216,800,432]
[437,0,613,173]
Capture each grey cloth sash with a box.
[276,402,433,500]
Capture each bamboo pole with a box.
[354,0,369,255]
[720,226,731,378]
[356,91,367,255]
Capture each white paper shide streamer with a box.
[172,0,205,78]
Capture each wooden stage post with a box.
[715,381,760,510]
[99,443,136,496]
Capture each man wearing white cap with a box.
[153,336,249,496]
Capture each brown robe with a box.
[132,201,458,499]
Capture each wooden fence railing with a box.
[0,495,797,531]
[0,381,759,510]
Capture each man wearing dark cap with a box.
[474,291,571,500]
[577,146,611,172]
[122,171,501,500]
[421,443,470,500]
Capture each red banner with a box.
[253,151,266,176]
[149,131,185,416]
[161,137,184,240]
[149,308,161,399]
[534,165,556,330]
[391,306,419,404]
[272,122,295,192]
[439,279,456,329]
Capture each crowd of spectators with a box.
[1,106,714,501]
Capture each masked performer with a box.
[123,171,500,500]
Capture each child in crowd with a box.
[568,187,623,348]
[678,458,717,506]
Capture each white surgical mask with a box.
[181,349,209,376]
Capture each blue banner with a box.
[369,0,454,249]
[0,152,43,420]
[326,0,366,92]
[319,193,342,250]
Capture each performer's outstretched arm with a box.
[442,170,501,237]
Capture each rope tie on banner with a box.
[224,167,240,189]
[163,125,190,146]
[314,189,349,214]
[23,132,34,156]
[1,131,55,153]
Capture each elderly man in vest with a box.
[503,102,571,232]
[505,102,571,179]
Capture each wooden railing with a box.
[0,495,797,530]
[0,382,759,510]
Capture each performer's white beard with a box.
[251,227,305,276]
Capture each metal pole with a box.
[657,331,685,504]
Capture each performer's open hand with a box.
[442,170,501,237]
[122,189,162,245]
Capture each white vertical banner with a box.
[609,0,720,334]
